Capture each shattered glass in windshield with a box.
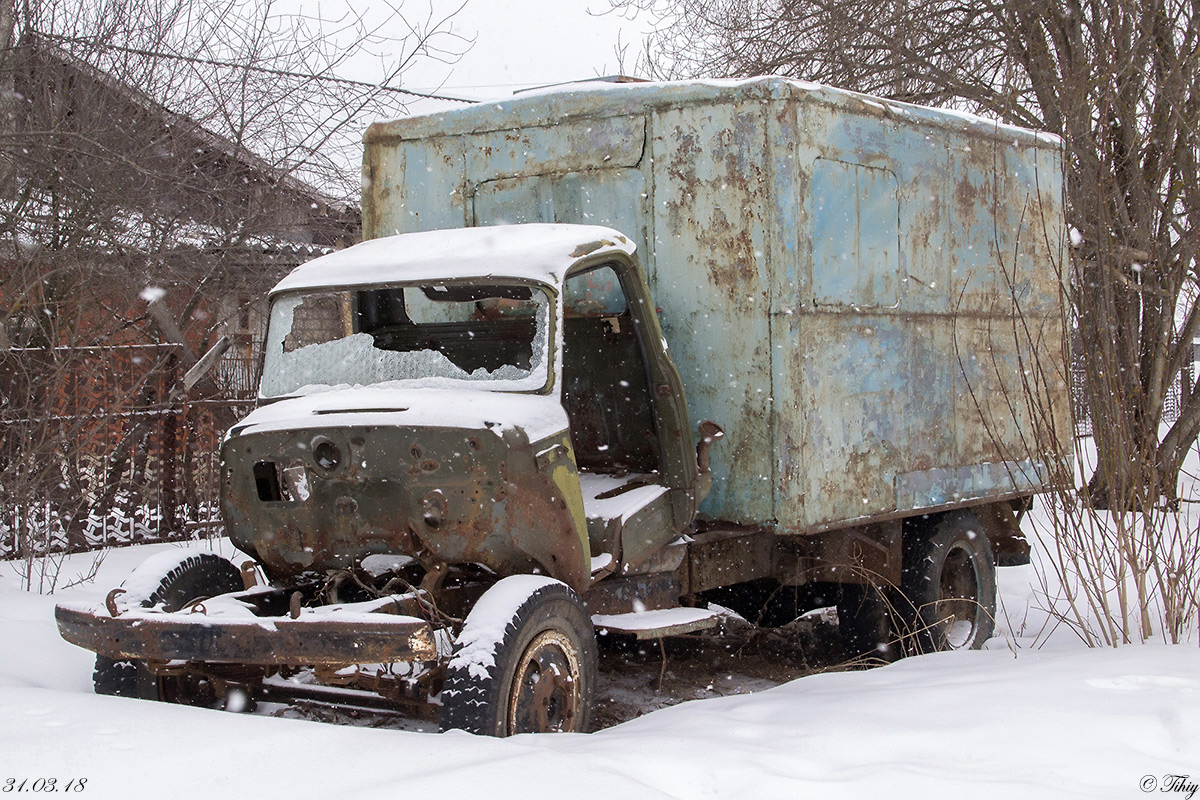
[260,282,551,397]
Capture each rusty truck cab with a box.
[220,224,703,596]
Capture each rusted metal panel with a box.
[584,573,681,616]
[222,416,594,592]
[365,135,467,238]
[794,313,907,526]
[799,521,903,585]
[471,168,651,258]
[365,114,645,243]
[505,435,592,594]
[775,88,1067,531]
[363,78,1069,536]
[464,115,644,183]
[683,528,777,593]
[809,159,900,306]
[648,102,777,525]
[895,460,1048,509]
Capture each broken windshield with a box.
[259,282,552,397]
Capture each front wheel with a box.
[440,576,596,737]
[899,512,996,652]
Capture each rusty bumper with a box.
[55,603,437,666]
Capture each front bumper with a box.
[55,602,437,666]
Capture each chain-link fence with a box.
[1070,334,1195,438]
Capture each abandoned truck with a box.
[56,77,1070,736]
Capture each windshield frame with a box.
[258,277,560,400]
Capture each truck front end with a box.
[56,226,640,722]
[223,271,585,587]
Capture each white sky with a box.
[399,0,650,102]
[289,0,655,120]
[264,0,657,190]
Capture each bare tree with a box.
[613,0,1200,511]
[0,0,469,575]
[3,0,469,249]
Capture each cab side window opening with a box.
[562,264,660,474]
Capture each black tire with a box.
[92,552,243,701]
[836,582,898,662]
[898,512,996,653]
[441,576,597,737]
[93,656,148,698]
[139,553,243,612]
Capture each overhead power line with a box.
[37,33,479,104]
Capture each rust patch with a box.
[505,472,590,593]
[570,239,616,258]
[800,522,902,585]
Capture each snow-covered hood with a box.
[227,386,569,443]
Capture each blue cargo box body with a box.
[362,77,1070,533]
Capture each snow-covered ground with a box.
[3,449,1200,798]
[3,535,1197,797]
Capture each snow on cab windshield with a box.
[259,282,551,397]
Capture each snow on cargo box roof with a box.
[365,76,1061,151]
[270,223,636,296]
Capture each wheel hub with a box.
[507,630,583,734]
[937,542,982,648]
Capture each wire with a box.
[37,32,479,104]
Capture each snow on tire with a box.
[92,551,243,700]
[440,575,596,737]
[117,550,243,610]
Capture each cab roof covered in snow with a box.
[269,223,637,297]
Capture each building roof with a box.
[12,35,360,247]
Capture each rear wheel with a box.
[898,512,996,653]
[836,582,898,662]
[92,552,243,701]
[441,576,596,736]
